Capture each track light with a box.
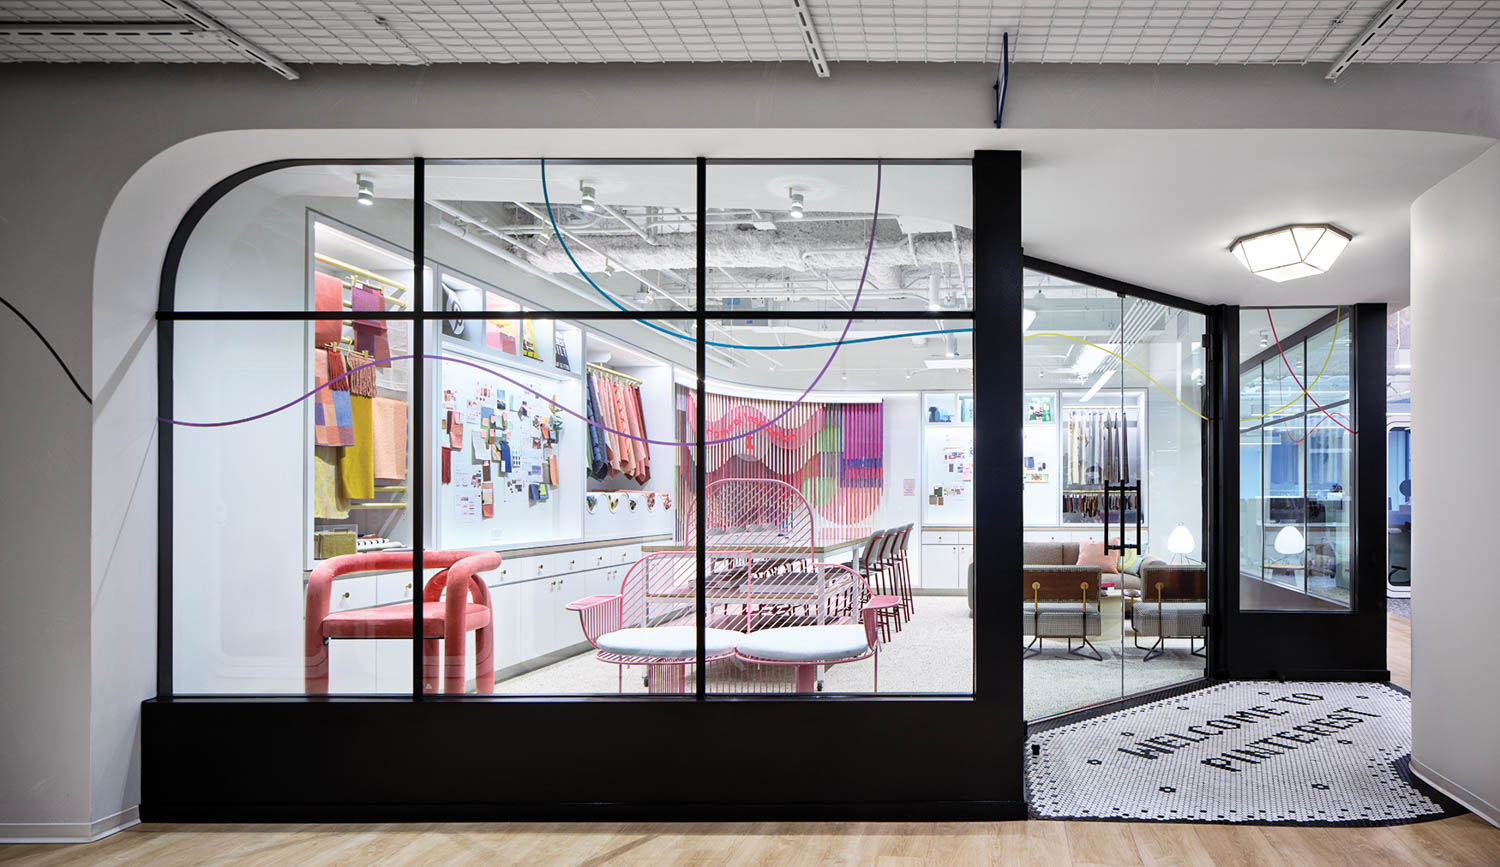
[944,333,959,358]
[603,258,615,277]
[788,189,805,219]
[580,183,597,213]
[356,173,374,206]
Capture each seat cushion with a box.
[1022,602,1102,637]
[596,626,741,659]
[1132,602,1206,638]
[735,625,871,663]
[322,601,490,639]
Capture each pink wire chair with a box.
[305,550,502,695]
[569,478,899,693]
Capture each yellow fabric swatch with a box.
[339,394,375,499]
[313,445,349,519]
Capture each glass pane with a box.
[1388,427,1412,589]
[1239,308,1352,611]
[171,320,416,694]
[689,317,973,695]
[174,163,415,312]
[1119,299,1208,698]
[426,311,695,696]
[1021,270,1127,719]
[424,160,699,315]
[705,162,973,312]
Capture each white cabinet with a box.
[919,542,971,589]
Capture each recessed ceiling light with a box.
[1230,224,1350,282]
[788,189,805,220]
[356,173,374,206]
[580,183,597,213]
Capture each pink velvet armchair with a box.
[305,550,502,694]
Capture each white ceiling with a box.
[1014,128,1494,306]
[248,127,1494,309]
[2,0,1498,68]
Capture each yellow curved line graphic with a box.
[1238,306,1340,422]
[1023,305,1341,425]
[1022,332,1210,421]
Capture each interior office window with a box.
[688,317,974,695]
[1239,308,1353,611]
[169,164,418,694]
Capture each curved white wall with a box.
[1409,142,1500,828]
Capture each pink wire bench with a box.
[568,551,900,693]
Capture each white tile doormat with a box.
[1026,681,1464,826]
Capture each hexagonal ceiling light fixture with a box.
[1229,224,1351,283]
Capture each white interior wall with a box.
[1409,143,1500,828]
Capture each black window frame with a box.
[144,152,1023,820]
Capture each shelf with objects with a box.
[307,217,420,567]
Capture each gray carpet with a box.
[1388,597,1411,619]
[1027,681,1461,825]
[496,596,1203,713]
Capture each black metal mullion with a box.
[412,157,426,700]
[694,157,707,701]
[157,319,174,699]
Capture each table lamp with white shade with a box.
[1167,524,1195,563]
[1274,525,1306,559]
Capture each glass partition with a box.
[166,157,974,699]
[1020,269,1208,719]
[1239,308,1354,611]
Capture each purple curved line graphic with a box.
[160,162,885,447]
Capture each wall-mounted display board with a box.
[1023,391,1061,525]
[433,341,582,550]
[922,392,975,525]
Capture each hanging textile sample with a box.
[350,284,391,367]
[314,348,355,447]
[371,397,408,481]
[337,351,377,500]
[313,272,345,349]
[313,445,349,519]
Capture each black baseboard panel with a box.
[1222,668,1393,682]
[140,799,1029,824]
[142,696,1026,822]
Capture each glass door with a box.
[1021,271,1127,718]
[1119,298,1209,697]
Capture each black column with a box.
[972,149,1023,797]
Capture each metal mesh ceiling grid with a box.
[1,0,1497,65]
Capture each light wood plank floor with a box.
[6,610,1494,867]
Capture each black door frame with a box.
[1212,304,1389,681]
[143,151,1025,821]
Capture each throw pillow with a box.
[1118,551,1145,575]
[1076,540,1120,574]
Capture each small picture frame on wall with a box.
[1025,392,1055,423]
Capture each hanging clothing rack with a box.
[586,362,643,385]
[315,253,410,307]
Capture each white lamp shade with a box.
[1230,225,1350,282]
[1021,307,1038,331]
[1274,525,1306,556]
[1167,524,1195,555]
